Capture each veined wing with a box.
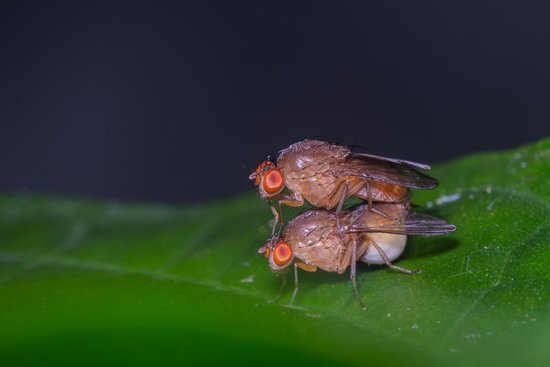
[330,154,438,189]
[347,212,456,236]
[350,152,431,170]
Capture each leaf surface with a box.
[1,139,549,366]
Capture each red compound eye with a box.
[273,242,293,266]
[263,169,284,194]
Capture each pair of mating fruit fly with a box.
[250,140,455,307]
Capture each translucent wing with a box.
[348,212,456,236]
[350,152,431,170]
[329,153,438,189]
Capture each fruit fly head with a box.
[258,240,294,272]
[249,160,285,198]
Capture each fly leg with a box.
[269,203,282,246]
[269,203,280,237]
[268,272,287,304]
[350,239,367,309]
[277,200,285,237]
[370,240,421,275]
[334,180,350,241]
[287,262,317,307]
[363,181,400,222]
[274,192,304,244]
[289,262,299,306]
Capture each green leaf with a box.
[1,138,549,366]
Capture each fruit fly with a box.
[249,139,438,237]
[259,203,456,308]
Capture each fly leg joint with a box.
[370,240,421,275]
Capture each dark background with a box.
[1,1,549,203]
